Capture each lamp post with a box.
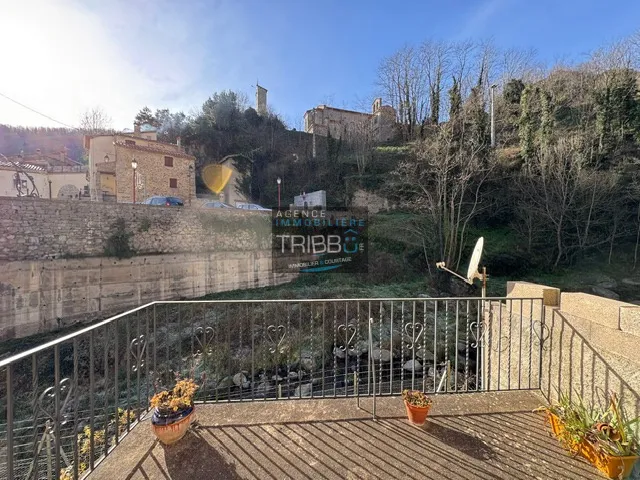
[189,164,194,206]
[131,158,138,203]
[277,177,281,209]
[490,84,497,148]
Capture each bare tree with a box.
[392,121,494,269]
[376,45,429,139]
[515,137,623,266]
[420,40,451,125]
[79,107,112,134]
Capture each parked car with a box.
[236,202,271,211]
[142,196,184,206]
[203,201,235,209]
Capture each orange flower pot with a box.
[152,407,195,445]
[546,412,582,454]
[579,440,639,479]
[404,401,431,426]
[546,413,639,478]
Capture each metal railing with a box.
[0,296,545,479]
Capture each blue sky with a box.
[1,0,638,129]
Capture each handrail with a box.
[0,302,155,368]
[0,296,543,368]
[154,297,543,303]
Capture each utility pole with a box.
[490,84,497,148]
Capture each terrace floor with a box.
[90,391,602,480]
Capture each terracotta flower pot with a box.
[404,400,431,426]
[580,440,639,479]
[151,406,195,445]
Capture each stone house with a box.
[85,124,196,204]
[303,98,397,142]
[0,149,88,199]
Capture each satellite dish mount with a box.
[435,237,487,298]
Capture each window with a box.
[164,156,173,167]
[169,178,177,188]
[125,140,136,146]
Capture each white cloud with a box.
[0,0,213,129]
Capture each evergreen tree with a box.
[448,77,462,120]
[519,85,536,160]
[134,106,157,127]
[538,89,554,148]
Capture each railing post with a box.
[538,299,545,391]
[6,364,14,480]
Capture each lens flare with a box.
[202,164,233,194]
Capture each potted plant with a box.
[150,378,198,445]
[539,392,639,479]
[537,391,599,454]
[402,389,433,426]
[583,394,639,479]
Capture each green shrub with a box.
[104,218,135,259]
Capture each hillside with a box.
[0,125,84,161]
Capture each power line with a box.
[0,91,77,129]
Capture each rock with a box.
[403,360,422,372]
[255,382,274,396]
[457,341,467,353]
[294,383,313,397]
[622,278,640,287]
[299,351,316,371]
[596,277,618,289]
[589,286,620,300]
[333,347,346,359]
[371,348,392,362]
[216,376,233,390]
[272,375,284,382]
[233,372,247,387]
[348,340,368,357]
[416,348,435,361]
[288,371,299,380]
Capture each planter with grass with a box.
[539,392,639,479]
[402,389,433,426]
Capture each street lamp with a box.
[490,84,497,148]
[277,177,281,209]
[189,164,194,206]
[131,158,138,204]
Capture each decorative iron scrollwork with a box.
[130,335,146,372]
[194,326,215,357]
[267,325,287,354]
[470,320,487,349]
[38,377,73,425]
[404,322,424,350]
[337,324,356,352]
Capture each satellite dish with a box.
[466,237,484,283]
[435,237,487,297]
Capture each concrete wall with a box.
[49,171,88,198]
[0,197,271,261]
[489,281,640,433]
[0,252,294,340]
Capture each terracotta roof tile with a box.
[114,141,195,160]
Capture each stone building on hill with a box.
[85,123,196,203]
[303,98,397,142]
